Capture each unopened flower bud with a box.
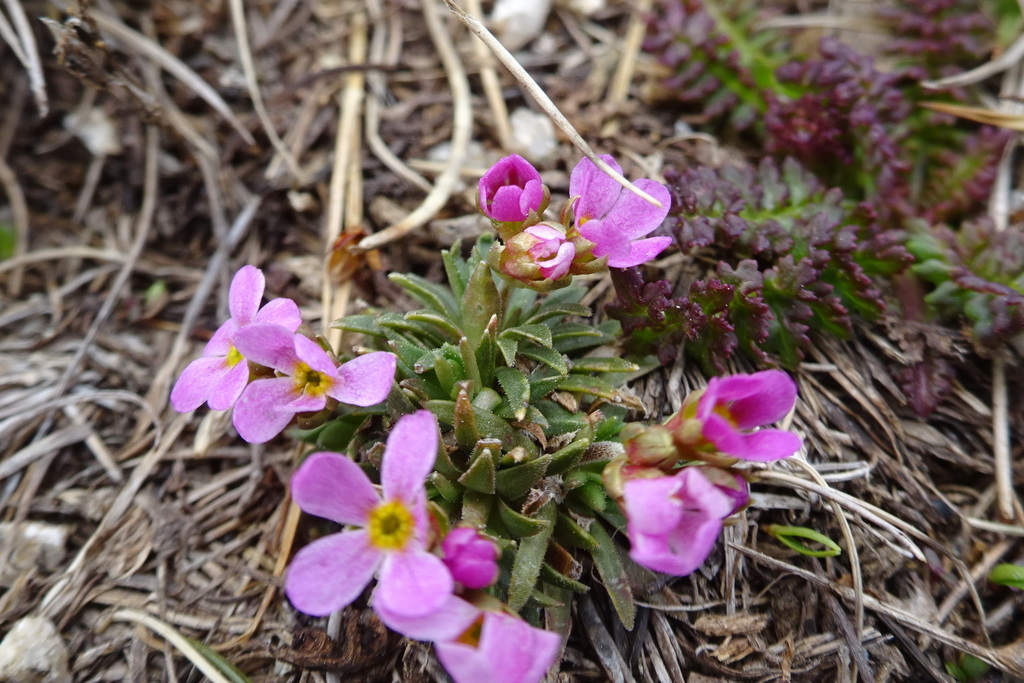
[478,154,549,238]
[487,223,575,291]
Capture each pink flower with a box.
[478,154,548,224]
[231,323,395,443]
[442,528,499,589]
[435,611,561,683]
[491,222,575,290]
[568,155,672,268]
[285,411,477,641]
[622,466,736,576]
[170,265,301,412]
[692,369,802,462]
[522,224,574,279]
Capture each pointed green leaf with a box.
[495,454,551,500]
[570,480,607,512]
[442,240,469,300]
[387,337,427,374]
[474,314,498,386]
[459,336,482,390]
[429,472,463,502]
[554,511,600,551]
[528,376,562,402]
[494,366,530,421]
[547,438,590,475]
[425,400,515,441]
[472,388,502,412]
[520,345,568,375]
[461,490,494,527]
[458,446,496,494]
[454,387,480,449]
[407,310,463,342]
[502,324,553,348]
[570,357,639,373]
[525,589,563,609]
[535,399,589,433]
[496,336,518,367]
[524,302,591,325]
[503,285,538,327]
[554,374,619,400]
[989,563,1024,589]
[508,501,556,611]
[389,273,460,319]
[497,498,551,538]
[331,313,385,337]
[540,562,589,594]
[765,525,842,558]
[462,260,501,348]
[183,637,254,683]
[587,522,636,630]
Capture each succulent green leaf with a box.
[519,346,568,375]
[313,415,367,452]
[183,636,254,683]
[540,562,589,593]
[458,447,496,494]
[454,386,480,449]
[429,472,463,503]
[502,324,553,348]
[553,374,619,401]
[587,522,636,630]
[497,498,551,537]
[508,501,556,611]
[462,260,502,347]
[458,336,482,390]
[570,357,639,373]
[496,336,519,367]
[525,589,563,609]
[389,273,460,319]
[554,511,599,551]
[425,400,515,442]
[376,311,446,346]
[331,313,384,336]
[407,310,463,342]
[495,454,551,501]
[494,366,530,421]
[503,286,538,327]
[461,490,494,527]
[442,240,470,300]
[547,438,590,475]
[524,302,591,325]
[550,322,610,353]
[474,314,499,386]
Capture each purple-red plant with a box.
[170,265,301,412]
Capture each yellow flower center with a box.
[367,500,415,551]
[226,345,244,367]
[293,362,330,397]
[455,614,485,647]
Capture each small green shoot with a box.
[765,525,842,557]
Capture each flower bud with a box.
[442,527,500,589]
[478,155,549,238]
[621,422,678,469]
[487,223,575,291]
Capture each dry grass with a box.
[0,1,1022,681]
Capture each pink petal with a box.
[569,155,622,222]
[291,452,379,526]
[622,476,684,536]
[731,429,803,462]
[518,179,545,216]
[284,392,327,414]
[536,242,574,280]
[294,334,337,375]
[204,318,239,356]
[229,265,264,324]
[375,594,479,642]
[630,510,724,576]
[611,236,673,268]
[706,370,798,429]
[206,361,250,411]
[284,530,380,616]
[600,179,671,240]
[233,323,299,373]
[578,218,630,263]
[442,528,499,589]
[232,377,297,443]
[436,612,561,683]
[255,296,302,332]
[375,549,452,618]
[489,186,530,222]
[170,356,230,412]
[699,413,748,455]
[381,410,438,501]
[329,352,396,407]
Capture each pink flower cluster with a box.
[170,266,396,443]
[286,411,560,683]
[479,154,672,290]
[605,370,801,577]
